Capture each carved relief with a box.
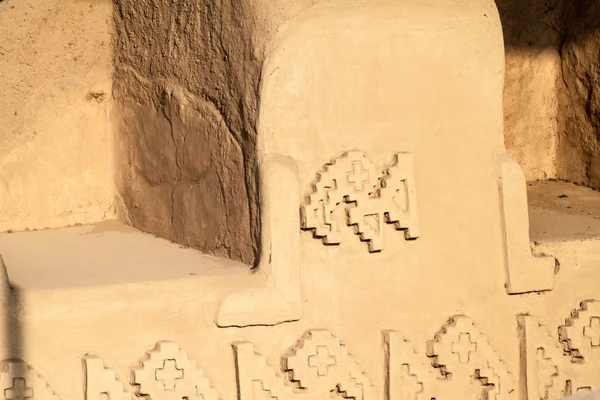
[134,342,220,400]
[520,300,600,399]
[234,330,373,400]
[0,360,60,400]
[385,315,515,400]
[85,358,132,400]
[85,341,220,400]
[301,151,419,252]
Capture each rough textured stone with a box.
[0,0,114,232]
[496,0,562,180]
[112,0,264,264]
[557,0,600,187]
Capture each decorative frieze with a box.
[385,316,515,400]
[85,341,220,400]
[301,151,419,252]
[134,341,220,400]
[234,330,373,400]
[519,300,600,399]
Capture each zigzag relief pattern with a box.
[385,315,515,400]
[519,300,600,399]
[301,150,419,252]
[234,330,374,400]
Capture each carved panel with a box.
[234,330,373,400]
[0,360,60,400]
[301,151,419,252]
[520,300,600,399]
[85,341,220,400]
[385,315,515,400]
[134,342,220,400]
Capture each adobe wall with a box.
[112,0,567,262]
[112,0,383,265]
[3,1,600,400]
[111,0,271,265]
[0,0,591,253]
[0,0,114,232]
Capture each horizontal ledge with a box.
[0,220,250,291]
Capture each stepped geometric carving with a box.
[84,357,133,400]
[0,360,60,400]
[385,315,515,400]
[520,300,600,399]
[234,330,373,400]
[301,151,419,252]
[134,341,220,400]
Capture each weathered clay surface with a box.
[557,1,600,187]
[496,0,562,180]
[5,1,600,400]
[112,0,263,264]
[0,0,114,232]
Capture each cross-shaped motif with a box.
[308,346,336,376]
[155,359,184,390]
[584,317,600,347]
[5,378,33,400]
[346,162,369,191]
[451,333,477,363]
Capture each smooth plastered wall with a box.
[0,0,115,232]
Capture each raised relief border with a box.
[385,315,515,400]
[217,155,302,327]
[498,156,555,294]
[301,151,419,252]
[519,300,600,399]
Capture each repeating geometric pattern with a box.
[301,150,419,252]
[134,342,220,400]
[385,315,515,400]
[85,341,221,400]
[234,330,373,400]
[520,300,600,399]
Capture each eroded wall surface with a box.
[0,0,114,232]
[499,0,600,187]
[557,0,600,187]
[497,0,562,180]
[112,0,264,265]
[3,1,600,400]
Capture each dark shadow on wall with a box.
[495,0,600,187]
[495,0,563,50]
[0,256,23,364]
[495,0,600,50]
